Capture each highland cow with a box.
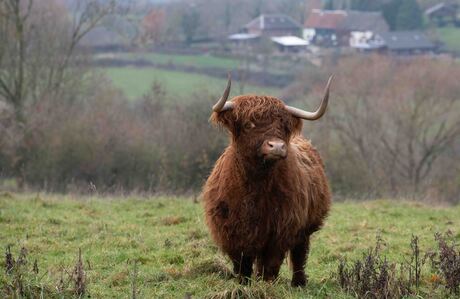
[202,75,333,287]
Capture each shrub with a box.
[0,80,226,194]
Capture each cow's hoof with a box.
[291,274,307,287]
[237,275,251,285]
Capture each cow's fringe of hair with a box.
[210,95,302,136]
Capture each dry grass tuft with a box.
[110,270,128,287]
[131,260,139,299]
[0,192,14,199]
[430,231,460,294]
[187,229,207,241]
[73,248,86,297]
[3,245,65,297]
[205,282,280,299]
[5,246,15,274]
[338,232,460,298]
[161,216,187,226]
[187,258,233,279]
[337,235,408,299]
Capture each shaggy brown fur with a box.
[203,95,331,286]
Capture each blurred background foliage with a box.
[0,0,459,203]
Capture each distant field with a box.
[435,26,460,53]
[103,52,308,75]
[101,67,280,100]
[1,194,459,298]
[114,52,239,70]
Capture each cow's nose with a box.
[261,139,287,159]
[267,140,286,152]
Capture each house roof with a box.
[304,10,347,30]
[378,31,435,51]
[228,33,260,40]
[425,2,458,16]
[271,36,309,46]
[305,9,389,32]
[426,3,447,15]
[342,11,389,32]
[244,14,302,31]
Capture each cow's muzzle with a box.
[260,139,287,160]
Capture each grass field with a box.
[109,52,304,75]
[101,67,280,100]
[114,52,239,70]
[435,26,460,53]
[1,193,459,298]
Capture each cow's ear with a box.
[287,116,303,136]
[210,110,237,134]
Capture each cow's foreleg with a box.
[231,253,254,284]
[290,234,310,287]
[255,249,284,282]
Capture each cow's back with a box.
[291,136,331,232]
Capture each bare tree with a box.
[327,56,460,198]
[0,0,116,124]
[0,0,117,187]
[0,0,33,123]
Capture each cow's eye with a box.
[243,122,255,130]
[283,120,292,134]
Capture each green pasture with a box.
[114,52,239,70]
[110,52,305,75]
[435,26,460,53]
[101,67,280,100]
[1,193,459,298]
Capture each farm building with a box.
[349,31,386,51]
[271,36,309,53]
[425,2,459,26]
[227,33,261,53]
[228,33,260,44]
[378,31,437,55]
[304,9,389,47]
[242,14,303,37]
[352,31,437,55]
[228,14,305,53]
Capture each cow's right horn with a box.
[286,75,333,121]
[212,74,234,112]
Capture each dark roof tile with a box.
[245,14,302,31]
[378,31,435,50]
[305,9,389,32]
[304,10,347,29]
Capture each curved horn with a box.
[286,75,333,121]
[212,74,234,112]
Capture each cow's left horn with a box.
[212,74,234,112]
[286,75,333,121]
